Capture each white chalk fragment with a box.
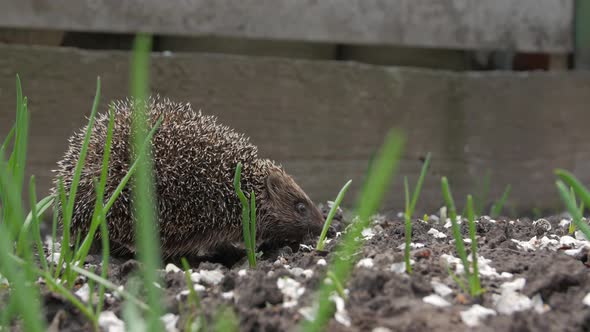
[161,313,179,332]
[98,311,125,332]
[423,294,451,307]
[356,258,374,268]
[298,305,316,321]
[531,294,550,314]
[501,278,526,292]
[559,219,571,228]
[397,242,425,250]
[165,263,182,273]
[198,270,224,285]
[431,280,453,297]
[329,293,351,327]
[427,228,447,239]
[575,230,589,241]
[317,259,327,266]
[390,260,414,274]
[75,283,90,303]
[493,289,532,315]
[372,327,393,332]
[362,228,376,240]
[222,291,234,300]
[277,277,305,308]
[238,269,247,277]
[460,305,496,327]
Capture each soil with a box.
[9,204,590,331]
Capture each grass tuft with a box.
[302,129,405,332]
[316,179,352,251]
[234,161,257,268]
[403,152,431,274]
[441,177,483,297]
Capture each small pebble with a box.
[427,228,447,239]
[161,313,179,332]
[356,258,374,268]
[98,311,125,332]
[317,259,327,266]
[277,277,305,308]
[460,305,496,327]
[584,293,590,306]
[165,263,181,273]
[198,270,224,285]
[222,291,234,300]
[330,293,351,327]
[74,283,90,303]
[238,269,247,277]
[431,280,453,297]
[423,294,451,307]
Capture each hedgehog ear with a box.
[265,172,284,198]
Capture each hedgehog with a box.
[52,96,325,260]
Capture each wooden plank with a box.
[0,0,574,53]
[2,44,590,215]
[574,0,590,69]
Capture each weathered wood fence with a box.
[0,0,589,215]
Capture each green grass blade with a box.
[75,108,115,263]
[28,177,49,271]
[70,265,151,312]
[441,177,470,280]
[103,116,163,213]
[403,176,412,274]
[304,129,405,332]
[490,184,511,218]
[316,179,352,251]
[130,33,164,331]
[62,77,101,230]
[233,162,255,267]
[556,180,590,239]
[249,189,257,265]
[409,152,431,214]
[555,169,590,214]
[0,223,44,332]
[466,195,481,296]
[0,126,15,158]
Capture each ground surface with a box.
[24,204,590,331]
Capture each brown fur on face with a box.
[256,167,325,248]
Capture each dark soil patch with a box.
[11,207,590,331]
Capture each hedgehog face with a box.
[259,169,324,246]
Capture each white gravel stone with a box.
[427,228,447,239]
[584,293,590,306]
[277,277,305,308]
[165,263,182,273]
[317,259,327,266]
[356,258,374,268]
[396,242,425,250]
[161,313,179,332]
[98,311,125,332]
[330,293,351,327]
[460,305,496,327]
[362,228,376,240]
[198,270,224,285]
[372,328,393,332]
[238,269,247,277]
[423,294,451,307]
[390,260,414,274]
[75,283,90,303]
[431,281,453,297]
[222,291,234,300]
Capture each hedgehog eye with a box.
[295,202,307,215]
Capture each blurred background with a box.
[0,0,588,217]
